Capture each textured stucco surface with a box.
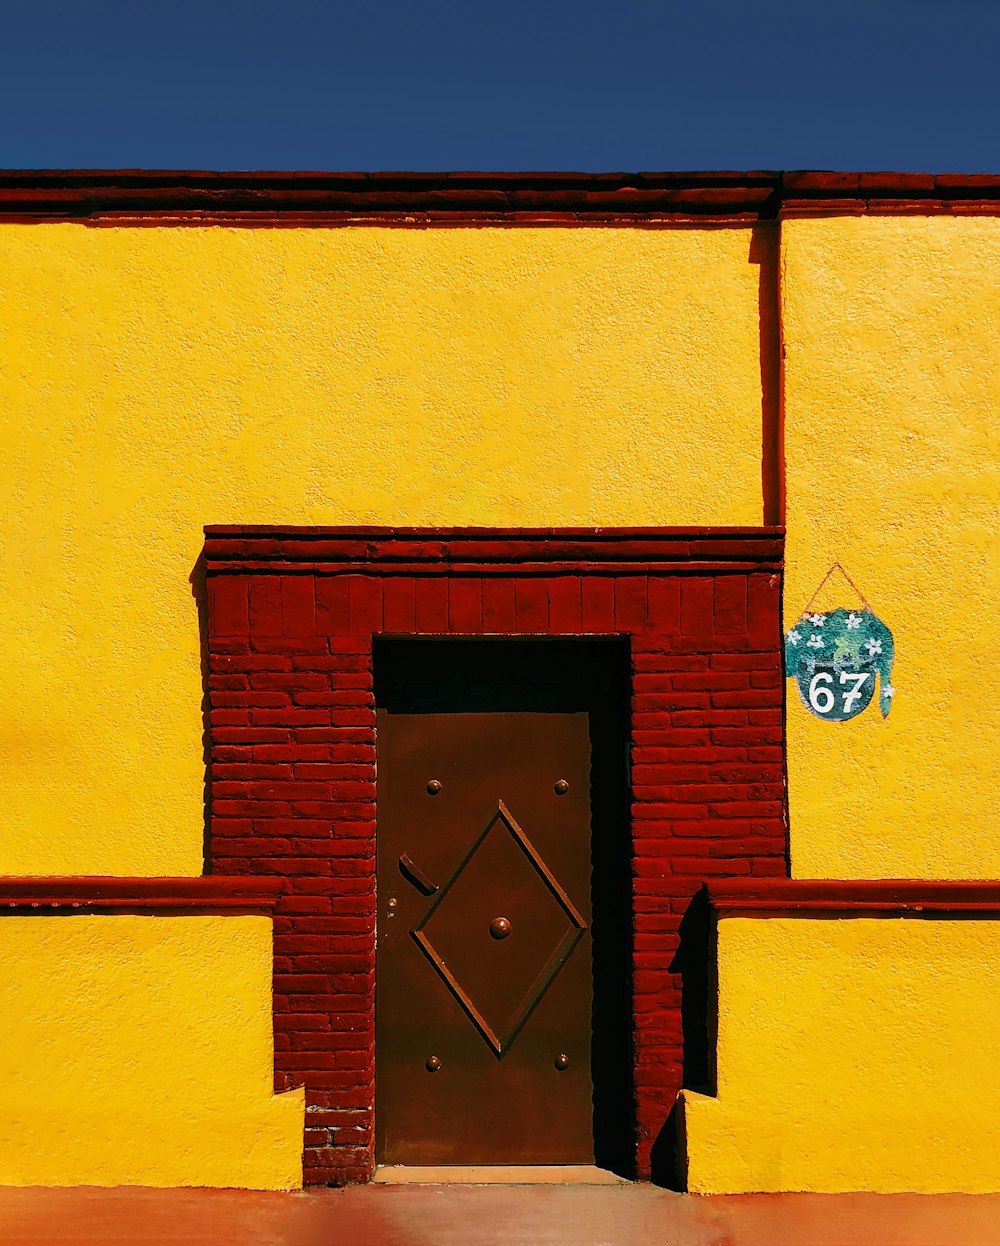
[683,916,1000,1193]
[782,215,1000,878]
[0,914,303,1188]
[0,222,766,876]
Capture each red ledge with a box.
[204,526,784,574]
[1,171,999,222]
[0,876,286,913]
[0,170,780,221]
[705,879,1000,917]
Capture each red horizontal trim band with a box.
[1,171,999,222]
[204,524,784,537]
[207,560,782,577]
[0,876,286,913]
[705,879,1000,917]
[204,527,784,574]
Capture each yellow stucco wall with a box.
[683,915,1000,1193]
[0,222,766,876]
[782,215,1000,879]
[5,208,999,1195]
[0,914,303,1188]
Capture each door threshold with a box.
[373,1165,629,1185]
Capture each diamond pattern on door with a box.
[413,801,587,1057]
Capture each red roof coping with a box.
[0,170,997,221]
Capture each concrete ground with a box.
[1,1185,999,1246]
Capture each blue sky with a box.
[2,0,997,172]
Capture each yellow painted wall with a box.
[0,222,767,876]
[782,215,1000,878]
[0,914,303,1188]
[683,915,1000,1193]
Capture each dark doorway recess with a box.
[374,637,634,1176]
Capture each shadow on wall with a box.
[189,551,213,872]
[749,220,783,528]
[649,889,713,1190]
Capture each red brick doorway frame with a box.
[203,527,787,1186]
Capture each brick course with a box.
[205,529,786,1185]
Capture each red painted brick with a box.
[631,765,710,785]
[262,858,333,876]
[211,576,250,637]
[209,639,250,654]
[345,576,381,634]
[312,577,350,635]
[294,728,374,745]
[449,577,483,631]
[275,1014,332,1032]
[277,897,332,915]
[330,672,373,689]
[514,578,549,631]
[275,975,331,994]
[328,709,377,728]
[294,764,372,781]
[254,745,335,763]
[306,1109,367,1127]
[711,689,778,710]
[215,757,293,777]
[646,580,680,633]
[633,728,711,747]
[263,638,328,655]
[211,818,253,837]
[712,726,782,747]
[208,552,788,1187]
[219,838,292,856]
[671,856,751,875]
[251,672,327,691]
[615,577,647,629]
[581,578,615,631]
[282,576,316,637]
[713,575,747,634]
[256,819,331,839]
[548,576,582,631]
[482,577,516,632]
[750,857,788,876]
[249,577,283,637]
[210,674,249,691]
[631,651,707,672]
[251,709,330,727]
[296,1033,366,1051]
[713,651,779,671]
[212,692,291,709]
[671,671,749,692]
[294,691,373,708]
[749,746,783,762]
[633,692,708,713]
[214,799,291,817]
[297,655,371,674]
[211,654,292,674]
[748,573,780,647]
[680,577,714,640]
[383,578,417,632]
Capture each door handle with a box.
[398,853,439,896]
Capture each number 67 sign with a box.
[784,607,896,722]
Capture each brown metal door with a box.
[376,710,594,1165]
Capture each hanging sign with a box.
[784,566,896,722]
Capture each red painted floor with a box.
[1,1186,999,1246]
